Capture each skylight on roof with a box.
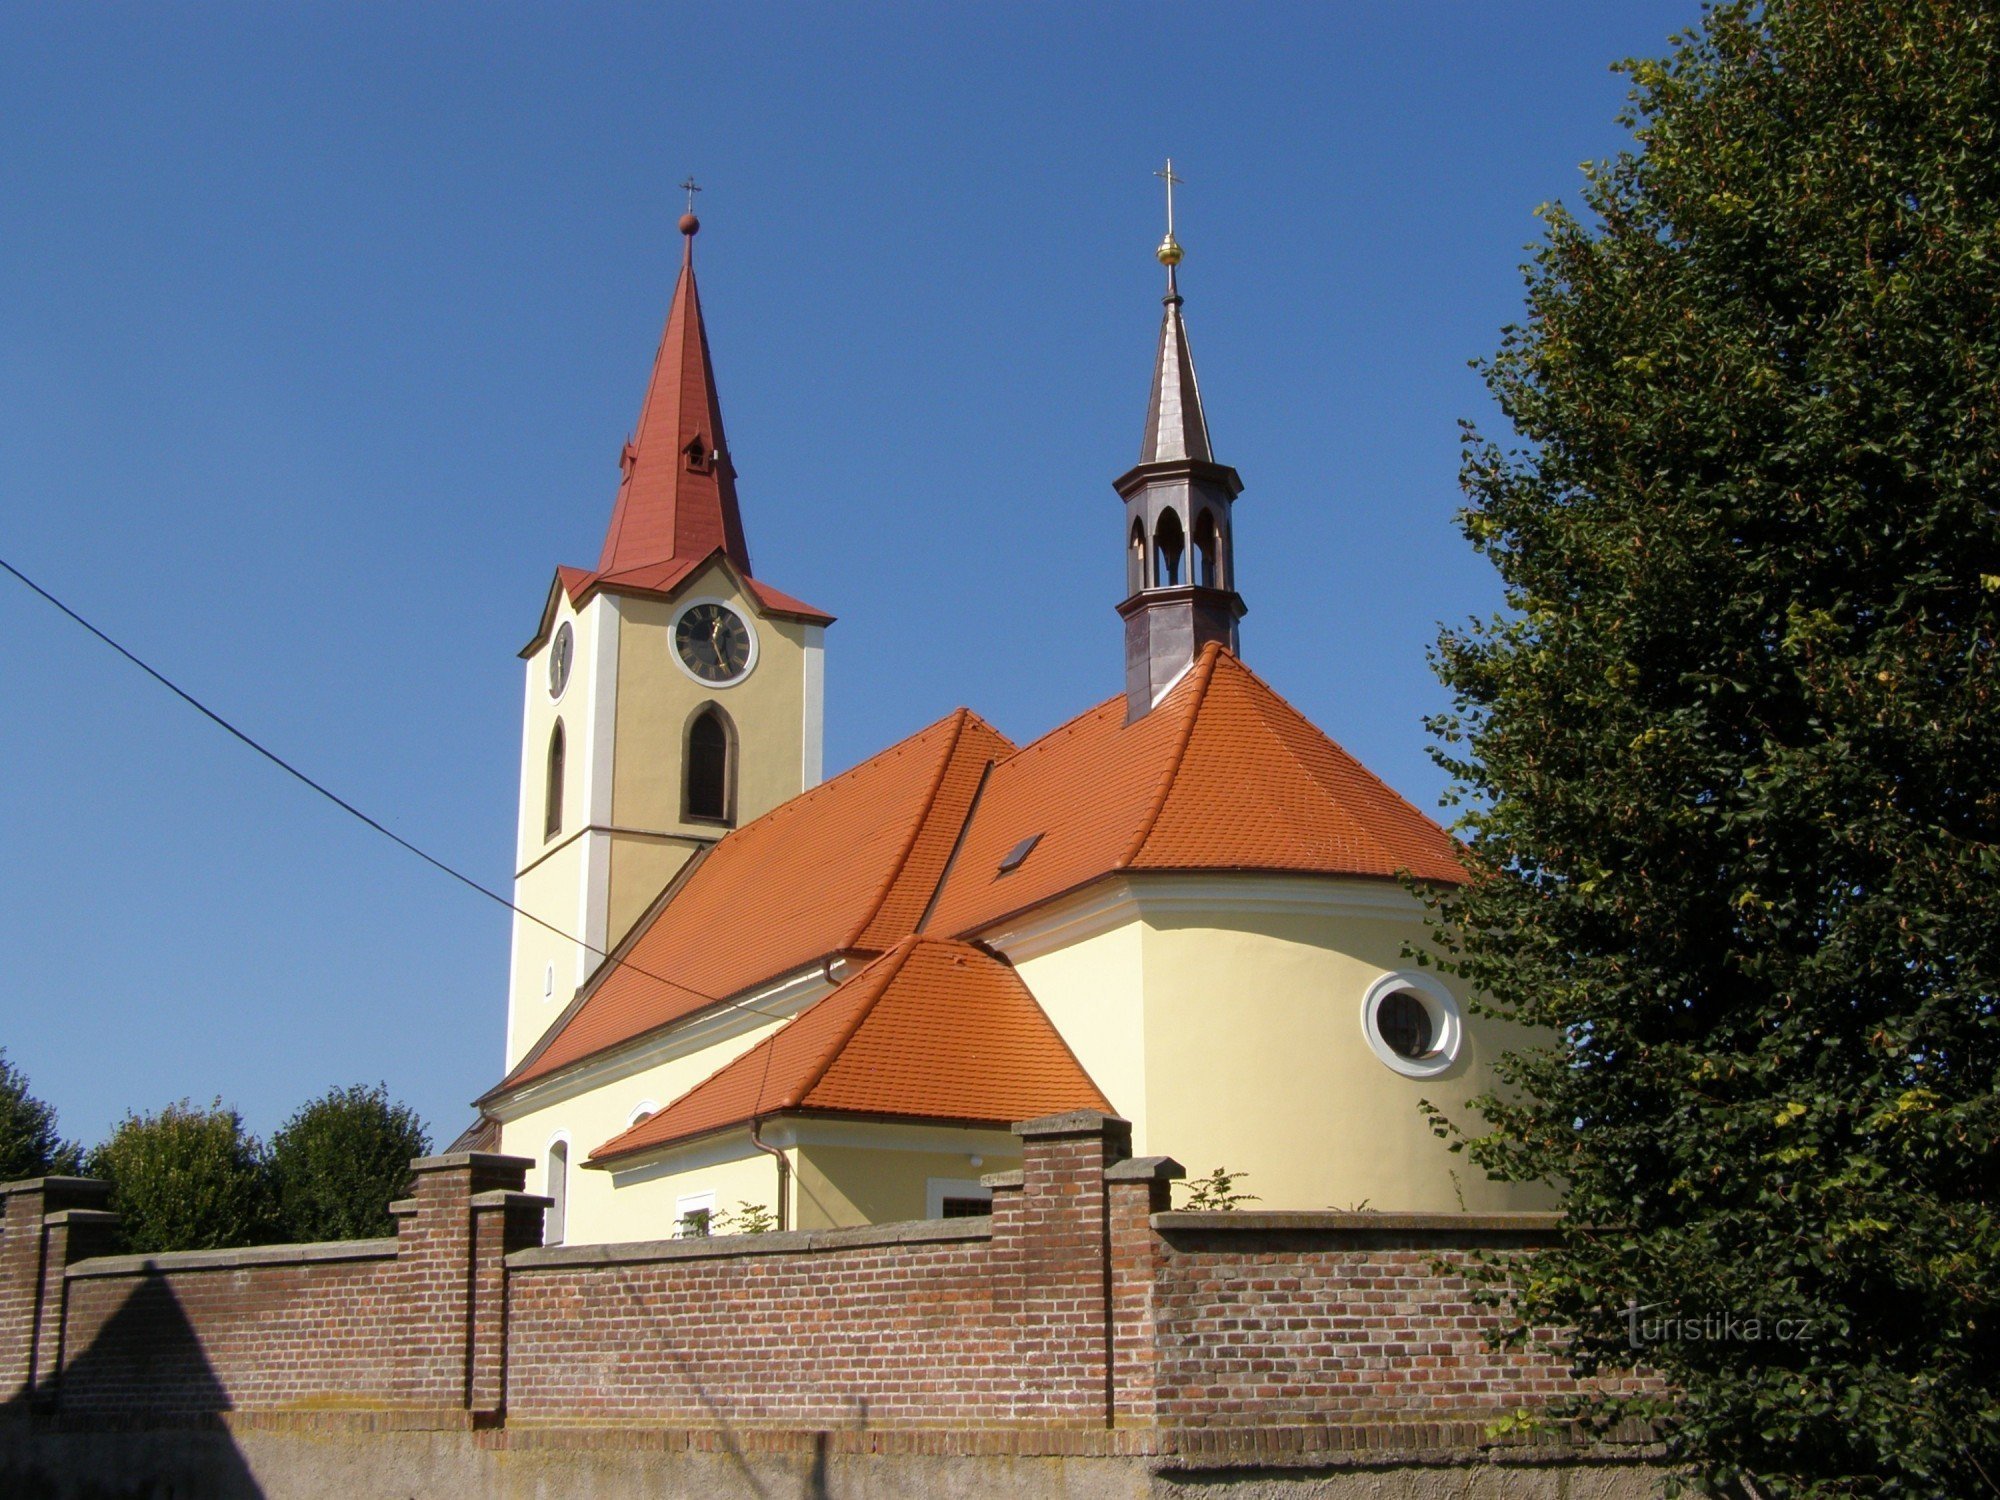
[998,833,1043,875]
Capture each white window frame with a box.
[925,1177,992,1219]
[675,1190,717,1238]
[1359,969,1464,1079]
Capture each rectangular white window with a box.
[925,1178,992,1219]
[676,1190,716,1239]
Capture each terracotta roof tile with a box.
[921,645,1464,936]
[494,708,1014,1094]
[586,937,1110,1164]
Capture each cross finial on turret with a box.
[1153,159,1185,298]
[678,177,703,241]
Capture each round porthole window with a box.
[1360,971,1463,1078]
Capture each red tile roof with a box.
[921,644,1466,936]
[492,708,1015,1095]
[586,937,1111,1164]
[599,242,751,577]
[485,646,1461,1104]
[522,242,832,656]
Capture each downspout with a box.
[744,954,840,1233]
[748,1119,791,1232]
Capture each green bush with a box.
[267,1084,430,1242]
[89,1100,272,1253]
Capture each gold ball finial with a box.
[1156,235,1183,267]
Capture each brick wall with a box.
[1144,1216,1593,1428]
[0,1115,1634,1447]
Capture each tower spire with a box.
[1115,162,1245,721]
[595,194,752,578]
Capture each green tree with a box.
[89,1100,273,1253]
[0,1050,80,1180]
[267,1084,429,1242]
[1430,3,2000,1494]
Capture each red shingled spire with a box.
[596,220,753,577]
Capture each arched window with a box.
[545,1140,569,1246]
[544,721,565,840]
[1153,509,1185,588]
[1127,519,1147,595]
[685,704,735,825]
[1193,509,1221,588]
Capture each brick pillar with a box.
[0,1177,116,1414]
[993,1110,1131,1427]
[390,1152,532,1413]
[1104,1155,1181,1428]
[467,1185,548,1420]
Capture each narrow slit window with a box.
[1127,519,1147,595]
[685,705,734,824]
[1193,509,1220,588]
[544,721,565,840]
[1153,509,1185,587]
[545,1141,569,1246]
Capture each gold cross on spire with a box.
[680,176,702,214]
[1155,159,1183,237]
[1154,159,1185,273]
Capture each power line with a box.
[0,552,807,1039]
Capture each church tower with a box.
[1115,165,1245,720]
[504,206,833,1070]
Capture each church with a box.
[470,197,1545,1246]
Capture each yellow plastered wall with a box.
[1013,878,1551,1215]
[497,1010,790,1246]
[793,1139,1019,1229]
[607,558,814,941]
[507,587,613,1071]
[505,559,823,1071]
[1007,919,1148,1146]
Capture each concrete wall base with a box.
[0,1421,1669,1500]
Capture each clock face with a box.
[548,622,574,699]
[674,602,753,684]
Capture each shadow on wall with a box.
[0,1273,265,1500]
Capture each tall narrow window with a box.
[1153,508,1185,587]
[1193,509,1220,588]
[544,721,565,840]
[1127,519,1147,595]
[685,705,735,824]
[545,1141,568,1246]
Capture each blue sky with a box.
[0,2,1694,1149]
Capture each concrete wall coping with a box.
[510,1216,991,1270]
[0,1176,110,1201]
[66,1237,399,1279]
[1151,1210,1564,1242]
[408,1151,534,1174]
[1012,1109,1130,1139]
[43,1209,119,1228]
[1104,1155,1185,1182]
[980,1169,1024,1190]
[469,1189,555,1211]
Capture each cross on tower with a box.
[681,177,702,214]
[1154,159,1183,238]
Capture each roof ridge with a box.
[841,708,973,950]
[789,937,924,1109]
[1121,642,1225,868]
[997,691,1125,765]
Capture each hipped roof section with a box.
[920,644,1466,936]
[494,708,1015,1094]
[487,646,1464,1102]
[587,936,1111,1164]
